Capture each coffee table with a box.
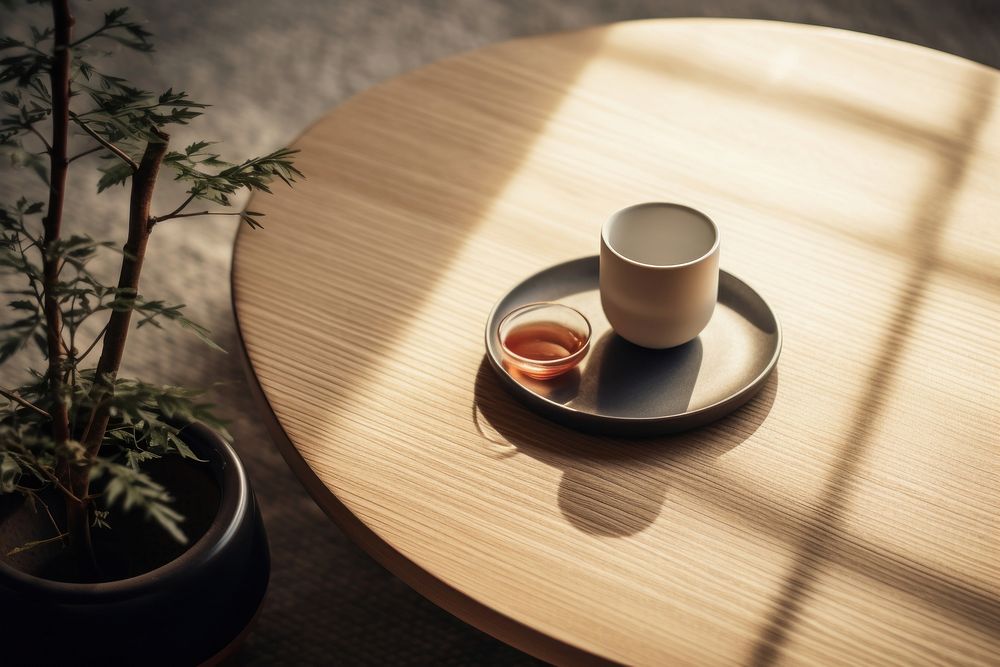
[232,19,1000,665]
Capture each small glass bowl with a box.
[498,302,591,380]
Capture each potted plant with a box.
[0,2,301,663]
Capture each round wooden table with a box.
[232,19,1000,666]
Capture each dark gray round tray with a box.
[484,256,781,436]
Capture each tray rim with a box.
[483,255,783,433]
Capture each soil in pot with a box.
[1,454,220,583]
[0,423,269,666]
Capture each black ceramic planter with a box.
[0,423,269,666]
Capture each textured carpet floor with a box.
[1,1,998,664]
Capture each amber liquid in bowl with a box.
[503,321,587,379]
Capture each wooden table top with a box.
[232,19,1000,666]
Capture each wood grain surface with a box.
[232,19,1000,666]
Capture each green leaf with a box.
[176,317,224,352]
[51,234,115,262]
[0,52,48,87]
[124,448,158,470]
[0,452,21,493]
[0,337,24,362]
[164,147,301,209]
[92,509,111,530]
[104,7,130,24]
[168,432,206,462]
[100,32,153,52]
[0,37,25,52]
[184,140,214,155]
[104,296,226,352]
[31,331,47,355]
[239,211,264,230]
[0,314,40,331]
[29,26,54,46]
[147,503,186,543]
[96,160,133,192]
[0,308,42,361]
[0,143,49,184]
[95,460,187,544]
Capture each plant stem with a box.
[69,25,107,48]
[25,123,52,153]
[6,533,69,558]
[76,131,170,497]
[8,442,83,503]
[75,322,108,365]
[44,0,72,489]
[149,192,197,227]
[13,233,44,311]
[0,387,51,419]
[64,500,96,575]
[27,488,64,537]
[69,112,138,171]
[151,210,242,224]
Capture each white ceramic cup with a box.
[600,202,720,349]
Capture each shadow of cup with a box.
[594,331,703,416]
[472,357,778,537]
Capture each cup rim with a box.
[497,302,592,368]
[601,202,720,269]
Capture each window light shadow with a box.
[601,28,1000,295]
[748,69,997,667]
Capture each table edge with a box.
[230,256,616,666]
[229,17,999,664]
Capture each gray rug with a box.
[1,1,997,664]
